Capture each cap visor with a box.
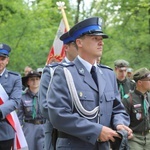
[88,32,108,38]
[0,53,8,57]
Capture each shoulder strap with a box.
[46,67,56,100]
[63,67,99,120]
[49,67,54,79]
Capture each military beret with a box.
[114,59,129,68]
[0,43,11,57]
[69,17,108,40]
[133,68,150,82]
[22,70,41,87]
[60,31,74,44]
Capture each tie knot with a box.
[91,66,96,73]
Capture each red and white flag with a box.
[46,19,67,65]
[0,84,28,150]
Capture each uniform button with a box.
[100,114,103,116]
[87,136,91,140]
[100,101,102,103]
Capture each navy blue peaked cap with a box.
[0,43,11,57]
[60,31,74,44]
[69,17,108,40]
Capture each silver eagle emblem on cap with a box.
[98,18,103,26]
[0,44,3,49]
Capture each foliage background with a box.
[0,0,149,75]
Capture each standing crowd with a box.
[0,16,150,150]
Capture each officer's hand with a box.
[98,126,120,142]
[116,124,133,139]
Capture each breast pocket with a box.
[104,92,115,115]
[77,91,96,111]
[23,100,33,117]
[132,105,143,120]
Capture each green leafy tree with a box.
[73,0,150,69]
[0,0,149,74]
[0,0,71,74]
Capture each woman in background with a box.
[18,70,45,150]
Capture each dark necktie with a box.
[90,66,98,87]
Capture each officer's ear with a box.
[64,44,69,53]
[76,38,83,48]
[6,57,9,65]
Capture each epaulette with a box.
[123,94,129,99]
[60,62,74,67]
[47,62,60,68]
[98,64,113,71]
[8,70,20,76]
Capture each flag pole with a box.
[56,1,70,31]
[46,1,69,65]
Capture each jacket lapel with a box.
[74,58,98,92]
[0,70,8,84]
[97,67,106,98]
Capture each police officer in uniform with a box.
[122,68,150,150]
[47,17,133,150]
[38,31,77,150]
[0,43,22,150]
[17,70,45,150]
[114,59,135,99]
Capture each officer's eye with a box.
[91,36,101,41]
